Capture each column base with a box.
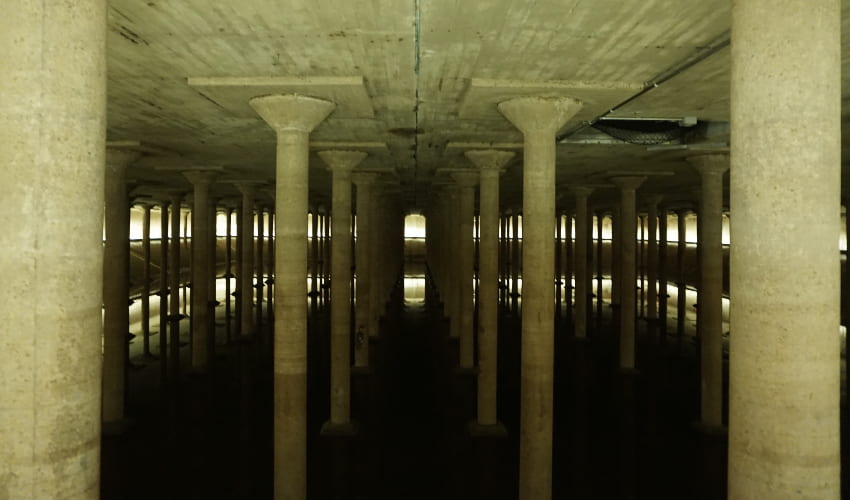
[320,420,361,438]
[467,420,508,438]
[102,417,136,436]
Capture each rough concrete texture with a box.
[645,196,663,322]
[0,1,106,497]
[688,154,727,429]
[611,176,646,371]
[236,183,257,338]
[728,1,840,497]
[465,149,515,426]
[103,148,139,426]
[352,171,377,366]
[450,170,479,369]
[573,187,594,339]
[319,150,367,425]
[250,93,335,500]
[183,169,217,370]
[498,96,583,500]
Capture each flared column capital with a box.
[249,94,335,133]
[497,96,583,135]
[449,169,480,188]
[181,169,218,187]
[105,147,141,170]
[351,171,379,187]
[318,150,367,176]
[610,175,647,191]
[464,149,515,174]
[687,153,730,177]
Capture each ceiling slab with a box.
[457,78,643,128]
[187,76,375,119]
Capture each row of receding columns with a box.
[99,168,276,430]
[0,1,840,499]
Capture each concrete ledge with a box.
[467,421,508,439]
[320,420,360,438]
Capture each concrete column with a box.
[638,215,645,318]
[658,208,668,336]
[729,2,840,496]
[0,2,107,493]
[595,211,605,330]
[208,199,219,357]
[310,208,319,301]
[511,212,521,311]
[467,150,513,429]
[267,209,275,325]
[451,171,479,368]
[237,184,256,337]
[645,196,662,325]
[564,213,573,323]
[257,208,265,328]
[323,207,332,304]
[139,203,153,356]
[250,94,334,500]
[555,213,562,317]
[573,187,593,339]
[499,96,583,500]
[611,176,646,371]
[353,173,376,367]
[168,193,184,378]
[225,206,233,342]
[234,203,243,336]
[103,149,139,428]
[445,185,461,330]
[159,202,170,380]
[611,203,622,310]
[689,154,729,429]
[319,150,366,431]
[184,170,216,371]
[676,210,688,337]
[499,214,508,304]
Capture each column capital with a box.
[644,194,665,208]
[464,149,515,173]
[318,150,367,175]
[105,147,141,170]
[234,181,264,197]
[570,185,595,199]
[351,171,379,187]
[497,96,583,135]
[249,94,335,133]
[687,153,730,176]
[610,175,647,191]
[182,169,218,186]
[449,169,480,187]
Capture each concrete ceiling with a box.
[109,0,850,213]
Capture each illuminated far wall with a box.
[405,213,427,267]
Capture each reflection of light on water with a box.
[404,276,425,304]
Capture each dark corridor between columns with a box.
[101,274,730,500]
